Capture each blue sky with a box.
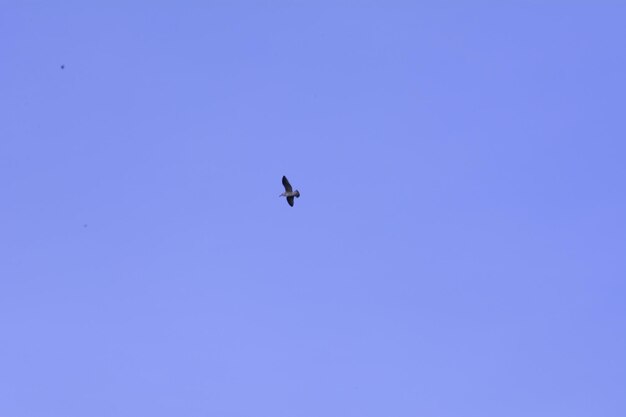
[1,2,625,416]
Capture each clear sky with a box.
[1,2,625,416]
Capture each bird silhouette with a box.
[280,176,300,207]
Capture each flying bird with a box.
[280,176,300,207]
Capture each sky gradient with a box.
[1,2,625,416]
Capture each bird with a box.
[280,175,300,207]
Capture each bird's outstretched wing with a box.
[282,176,292,192]
[287,196,294,207]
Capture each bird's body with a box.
[280,176,300,207]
